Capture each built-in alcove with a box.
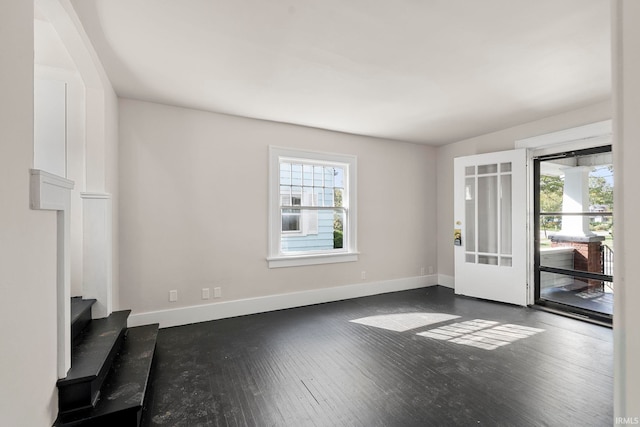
[33,0,114,379]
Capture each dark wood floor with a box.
[142,286,612,427]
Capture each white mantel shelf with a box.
[30,169,74,210]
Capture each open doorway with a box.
[533,145,613,324]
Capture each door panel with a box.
[454,149,527,306]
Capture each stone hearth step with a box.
[55,324,159,426]
[57,310,130,415]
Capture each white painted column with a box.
[557,166,594,237]
[81,192,112,319]
[30,169,74,378]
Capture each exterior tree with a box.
[540,175,563,233]
[589,168,614,235]
[540,175,563,213]
[589,176,614,208]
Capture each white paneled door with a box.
[454,149,527,306]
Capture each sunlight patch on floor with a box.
[417,320,545,350]
[349,312,460,332]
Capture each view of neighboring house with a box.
[280,162,345,253]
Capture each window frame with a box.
[268,146,358,268]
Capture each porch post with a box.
[556,166,594,237]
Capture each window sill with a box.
[267,252,359,268]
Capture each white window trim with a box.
[268,146,358,268]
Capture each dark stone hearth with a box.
[56,301,158,426]
[70,297,96,348]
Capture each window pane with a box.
[282,208,300,232]
[324,167,334,187]
[334,167,344,188]
[501,174,512,255]
[281,208,345,253]
[303,187,314,206]
[303,164,313,186]
[588,165,614,210]
[501,257,512,267]
[465,166,475,176]
[466,253,476,263]
[280,186,291,206]
[291,164,303,186]
[324,188,334,206]
[314,166,323,186]
[291,187,301,206]
[301,207,318,235]
[478,164,497,174]
[334,188,343,207]
[334,209,345,249]
[280,163,291,185]
[479,255,498,265]
[500,162,512,173]
[539,174,564,214]
[478,175,498,253]
[465,177,476,253]
[314,187,324,207]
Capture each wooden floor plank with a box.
[142,286,613,426]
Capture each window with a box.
[464,162,513,267]
[268,147,357,268]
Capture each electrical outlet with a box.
[169,290,178,302]
[202,288,210,300]
[213,287,222,298]
[361,271,366,280]
[428,266,434,274]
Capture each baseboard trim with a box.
[437,274,455,289]
[128,275,437,328]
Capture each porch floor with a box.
[540,281,613,316]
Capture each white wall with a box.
[435,101,611,281]
[119,99,437,316]
[613,0,640,419]
[33,78,67,176]
[34,14,87,296]
[0,1,59,425]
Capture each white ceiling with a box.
[70,0,611,145]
